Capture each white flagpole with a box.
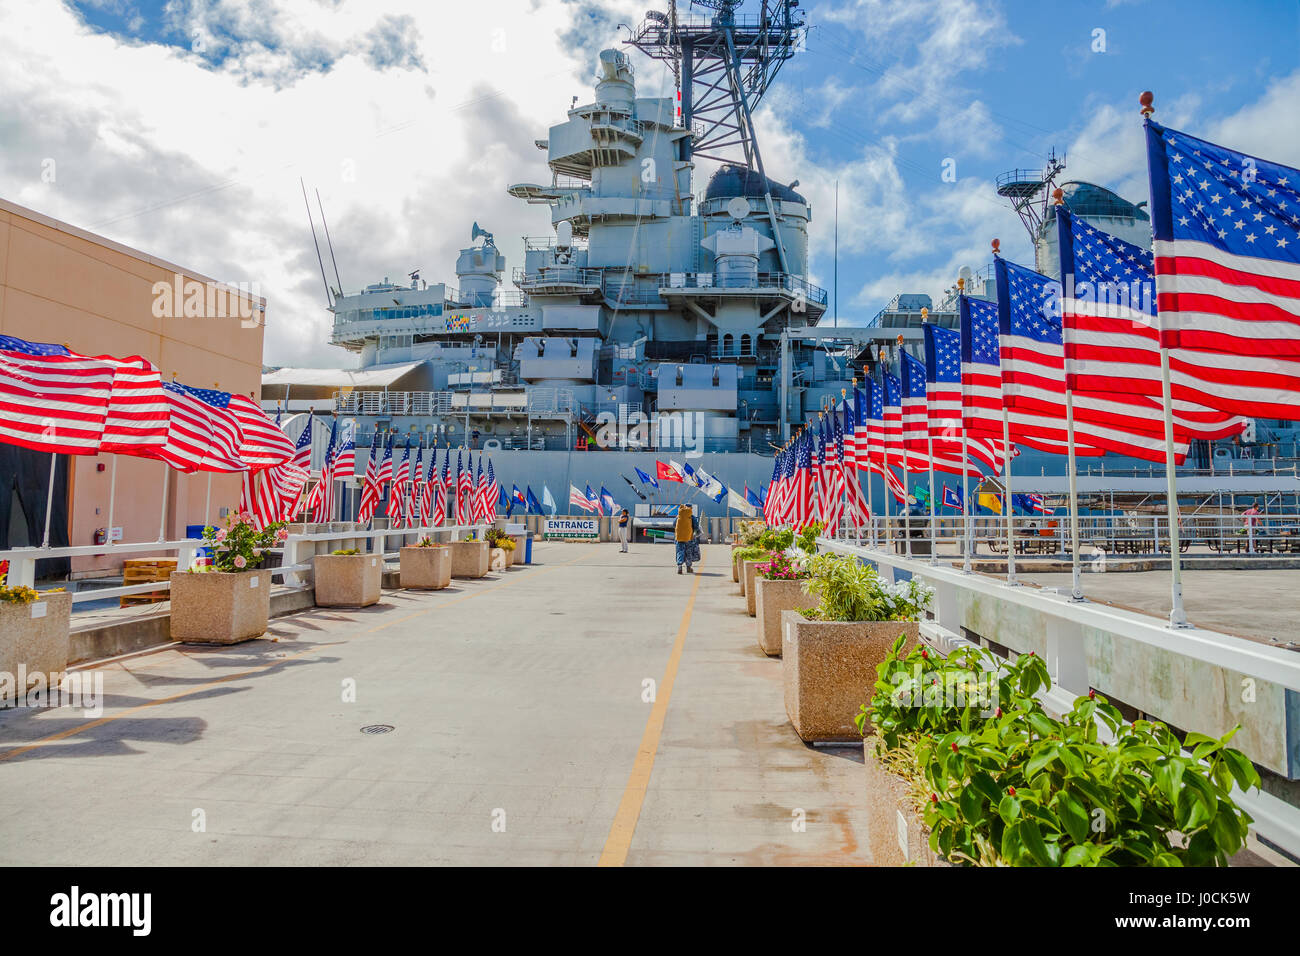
[1066,389,1084,600]
[1159,347,1190,627]
[926,433,937,566]
[1001,408,1017,584]
[157,464,170,543]
[40,451,57,549]
[866,459,875,550]
[203,473,212,529]
[961,425,972,573]
[105,456,119,548]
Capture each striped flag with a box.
[840,398,871,528]
[100,354,169,455]
[0,335,115,454]
[1145,120,1300,381]
[421,445,437,520]
[333,420,356,482]
[995,257,1190,463]
[821,416,845,531]
[155,381,247,473]
[309,419,338,522]
[357,432,383,524]
[387,438,410,528]
[410,444,425,526]
[474,456,489,522]
[569,484,598,513]
[923,324,1008,474]
[456,450,473,524]
[203,388,293,469]
[432,448,449,526]
[484,459,499,521]
[291,416,314,470]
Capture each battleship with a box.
[260,0,1300,518]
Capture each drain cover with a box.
[359,724,395,735]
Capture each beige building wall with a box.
[0,198,268,576]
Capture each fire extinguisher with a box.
[94,528,108,545]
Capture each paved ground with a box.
[1020,568,1300,648]
[0,543,872,866]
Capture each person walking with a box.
[674,504,700,574]
[618,508,631,553]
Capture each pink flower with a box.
[275,527,288,542]
[239,513,254,526]
[233,555,247,569]
[215,529,227,542]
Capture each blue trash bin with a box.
[524,535,532,564]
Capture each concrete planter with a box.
[731,545,743,582]
[781,612,920,742]
[450,540,489,579]
[399,546,451,590]
[313,553,382,608]
[744,559,766,616]
[169,569,272,644]
[0,592,72,700]
[862,736,947,867]
[754,577,818,657]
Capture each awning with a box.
[261,361,424,389]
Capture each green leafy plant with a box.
[796,521,824,553]
[200,513,286,572]
[800,553,932,622]
[733,520,768,546]
[861,639,1261,867]
[484,528,517,550]
[330,548,361,556]
[732,545,770,567]
[413,537,443,548]
[756,527,794,551]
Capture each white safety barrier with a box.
[817,536,1300,860]
[0,522,491,604]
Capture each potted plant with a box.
[485,528,518,568]
[781,552,930,742]
[314,547,383,608]
[449,533,489,579]
[0,567,72,704]
[753,549,816,657]
[731,544,768,604]
[731,520,767,579]
[170,514,285,644]
[858,639,1261,867]
[399,537,451,590]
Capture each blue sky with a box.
[7,0,1298,362]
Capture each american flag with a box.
[839,399,871,529]
[821,415,845,531]
[99,354,169,455]
[290,416,313,470]
[376,433,395,486]
[569,483,598,513]
[923,324,1010,474]
[860,380,887,479]
[309,418,338,522]
[388,438,411,527]
[901,348,980,477]
[456,450,473,524]
[434,447,450,526]
[333,420,356,482]
[179,385,293,469]
[484,458,499,521]
[996,257,1190,463]
[0,335,117,454]
[961,294,1094,459]
[473,456,489,522]
[762,451,782,525]
[155,381,246,472]
[1147,121,1300,363]
[357,432,382,524]
[882,370,921,472]
[1057,205,1246,438]
[421,445,438,520]
[410,444,425,526]
[791,431,813,530]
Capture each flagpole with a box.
[961,425,971,573]
[40,451,57,549]
[1159,346,1190,627]
[901,444,913,560]
[105,456,119,548]
[1001,408,1016,584]
[157,463,170,544]
[1066,389,1084,601]
[926,431,937,566]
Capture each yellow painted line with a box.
[0,545,597,764]
[598,570,700,867]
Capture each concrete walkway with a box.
[0,543,871,866]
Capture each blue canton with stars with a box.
[1062,206,1156,317]
[996,258,1064,345]
[924,324,961,383]
[1147,120,1300,263]
[900,349,927,399]
[959,296,1001,366]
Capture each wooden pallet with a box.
[120,557,178,607]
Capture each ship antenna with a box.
[316,188,345,298]
[301,178,333,309]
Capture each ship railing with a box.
[523,235,588,252]
[513,266,603,290]
[661,272,827,305]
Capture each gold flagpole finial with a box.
[1140,91,1154,117]
[991,238,1001,256]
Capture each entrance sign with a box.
[544,518,598,540]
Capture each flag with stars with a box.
[995,258,1182,462]
[1145,119,1300,418]
[924,323,1006,474]
[1057,204,1245,440]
